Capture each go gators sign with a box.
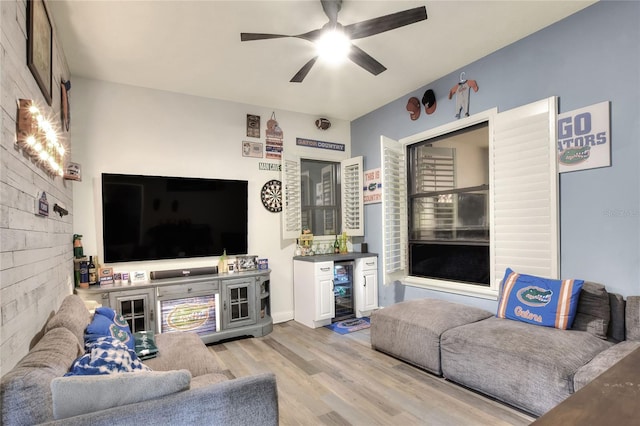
[557,101,610,173]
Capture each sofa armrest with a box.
[573,341,640,392]
[625,296,640,341]
[41,373,278,426]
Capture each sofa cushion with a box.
[143,332,222,376]
[441,316,613,416]
[0,327,83,425]
[45,294,91,346]
[571,281,610,339]
[51,369,191,420]
[370,298,493,375]
[497,267,583,329]
[573,340,640,391]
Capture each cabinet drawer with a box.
[157,280,219,298]
[315,262,334,276]
[359,257,377,270]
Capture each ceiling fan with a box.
[240,0,428,83]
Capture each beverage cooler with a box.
[333,261,354,321]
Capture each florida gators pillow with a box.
[496,268,584,329]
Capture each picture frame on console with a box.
[27,0,53,105]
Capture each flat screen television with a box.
[102,173,248,263]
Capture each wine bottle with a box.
[333,235,340,253]
[88,256,97,285]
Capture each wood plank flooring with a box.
[207,320,535,426]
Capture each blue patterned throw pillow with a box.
[86,308,134,350]
[496,268,584,329]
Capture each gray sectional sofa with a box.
[1,294,279,425]
[371,282,640,416]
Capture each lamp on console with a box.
[16,99,65,176]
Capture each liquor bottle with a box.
[218,249,227,274]
[88,256,97,285]
[333,235,340,253]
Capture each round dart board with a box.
[260,179,282,213]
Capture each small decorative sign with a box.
[363,168,382,204]
[246,114,260,138]
[242,141,263,158]
[266,112,283,160]
[296,137,345,152]
[557,101,610,173]
[36,192,49,216]
[259,162,281,171]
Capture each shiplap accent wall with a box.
[1,0,73,372]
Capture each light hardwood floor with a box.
[208,320,535,426]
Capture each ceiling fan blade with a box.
[241,33,293,42]
[344,6,427,40]
[290,57,319,83]
[321,0,342,24]
[348,45,386,76]
[242,29,323,43]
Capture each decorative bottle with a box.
[218,249,227,274]
[88,256,97,285]
[333,235,340,253]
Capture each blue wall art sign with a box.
[296,137,345,152]
[557,101,610,173]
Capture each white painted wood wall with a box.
[1,0,73,372]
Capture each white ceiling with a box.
[47,0,596,121]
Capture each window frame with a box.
[381,97,559,300]
[282,154,364,240]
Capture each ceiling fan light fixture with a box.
[315,29,351,65]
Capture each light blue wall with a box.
[352,1,640,311]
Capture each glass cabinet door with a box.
[222,278,256,329]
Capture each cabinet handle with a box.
[150,309,154,321]
[366,261,375,266]
[187,287,192,293]
[224,301,227,310]
[363,276,367,287]
[331,280,334,291]
[320,267,331,272]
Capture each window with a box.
[282,155,363,240]
[382,97,559,298]
[408,123,490,285]
[300,159,341,236]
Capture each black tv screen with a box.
[102,173,248,263]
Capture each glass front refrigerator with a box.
[333,261,354,321]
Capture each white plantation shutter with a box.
[281,154,302,240]
[341,156,364,236]
[491,96,559,286]
[381,136,407,285]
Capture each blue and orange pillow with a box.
[85,307,134,350]
[496,268,584,330]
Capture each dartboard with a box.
[261,180,282,213]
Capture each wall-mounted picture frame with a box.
[242,140,263,158]
[27,0,53,105]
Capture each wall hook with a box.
[53,204,68,217]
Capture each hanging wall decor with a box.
[448,72,478,119]
[61,80,71,131]
[265,112,283,160]
[246,114,260,138]
[27,0,53,105]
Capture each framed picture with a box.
[246,114,260,138]
[27,0,53,105]
[242,140,263,158]
[236,255,258,271]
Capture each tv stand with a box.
[75,269,272,344]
